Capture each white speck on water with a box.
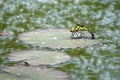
[37,67,40,71]
[42,42,46,44]
[53,37,57,39]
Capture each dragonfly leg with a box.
[79,31,86,41]
[79,31,84,37]
[71,32,75,39]
[75,32,79,38]
[71,32,79,39]
[83,32,86,41]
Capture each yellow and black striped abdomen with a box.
[70,26,88,32]
[78,26,88,31]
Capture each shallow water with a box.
[0,0,120,80]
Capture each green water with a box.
[0,0,120,80]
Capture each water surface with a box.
[0,0,120,80]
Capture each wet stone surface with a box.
[19,29,100,49]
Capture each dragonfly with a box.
[69,23,95,39]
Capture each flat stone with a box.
[7,50,71,66]
[1,66,69,80]
[18,29,100,49]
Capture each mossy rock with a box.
[19,29,100,49]
[7,50,71,66]
[1,66,69,80]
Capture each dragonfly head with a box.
[69,24,78,32]
[69,28,76,32]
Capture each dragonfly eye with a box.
[69,29,72,32]
[69,28,75,32]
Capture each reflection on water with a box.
[0,0,120,80]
